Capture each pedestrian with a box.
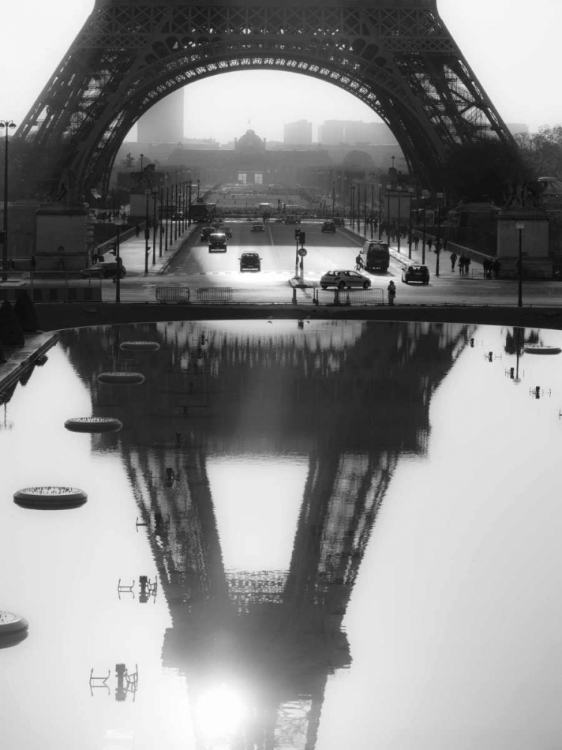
[450,251,457,271]
[427,237,433,253]
[483,259,491,279]
[30,255,37,272]
[443,238,448,252]
[414,236,419,250]
[492,258,501,279]
[135,223,140,237]
[387,279,396,306]
[465,255,471,275]
[458,254,466,273]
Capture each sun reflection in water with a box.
[195,683,248,740]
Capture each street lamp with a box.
[370,184,374,239]
[396,185,403,254]
[407,187,414,259]
[332,181,335,219]
[114,215,124,304]
[152,188,158,265]
[188,182,192,226]
[159,185,164,258]
[421,189,430,264]
[435,191,444,277]
[144,189,150,274]
[378,183,383,240]
[385,183,392,241]
[516,221,525,307]
[1,119,16,282]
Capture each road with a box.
[112,219,562,308]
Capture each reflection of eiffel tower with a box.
[58,320,476,748]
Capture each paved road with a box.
[102,219,562,309]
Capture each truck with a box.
[362,240,390,273]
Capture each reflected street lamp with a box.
[1,119,16,282]
[516,221,525,307]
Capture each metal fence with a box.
[195,287,233,304]
[155,286,190,303]
[314,287,385,306]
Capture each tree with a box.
[515,125,562,179]
[439,138,528,205]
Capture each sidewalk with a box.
[343,225,486,279]
[107,223,197,276]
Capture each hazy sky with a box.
[3,0,561,143]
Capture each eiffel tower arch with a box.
[16,0,516,202]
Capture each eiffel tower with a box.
[16,0,515,203]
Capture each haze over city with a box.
[3,0,562,141]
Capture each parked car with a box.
[251,222,265,232]
[402,264,430,284]
[321,220,336,233]
[240,252,261,272]
[80,259,126,279]
[200,226,213,241]
[320,269,371,290]
[284,215,301,224]
[208,231,227,252]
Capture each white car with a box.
[320,269,371,290]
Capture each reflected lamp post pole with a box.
[1,119,16,282]
[144,189,150,274]
[435,191,444,277]
[516,221,525,307]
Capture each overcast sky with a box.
[3,0,560,142]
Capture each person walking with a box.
[465,255,471,275]
[135,223,140,238]
[414,235,420,251]
[458,254,466,274]
[427,237,433,253]
[387,279,396,306]
[450,251,457,271]
[492,258,501,279]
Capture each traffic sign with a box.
[298,247,307,257]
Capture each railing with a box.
[155,286,190,303]
[195,287,233,304]
[314,287,385,306]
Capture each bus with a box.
[190,202,217,223]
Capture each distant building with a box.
[284,120,313,145]
[319,119,397,146]
[137,88,185,144]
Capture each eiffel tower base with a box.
[35,203,90,275]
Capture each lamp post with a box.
[386,183,391,241]
[396,185,403,254]
[144,189,150,274]
[378,183,383,240]
[1,120,16,282]
[188,182,192,226]
[516,221,525,307]
[421,189,430,264]
[370,184,374,239]
[435,191,444,277]
[159,186,164,258]
[152,188,158,265]
[197,179,200,201]
[174,183,179,241]
[165,185,169,252]
[407,187,414,259]
[349,184,355,230]
[114,216,123,304]
[332,181,335,219]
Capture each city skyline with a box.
[3,0,561,143]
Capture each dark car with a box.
[321,220,336,233]
[402,264,430,284]
[208,232,227,252]
[80,259,126,279]
[240,252,261,272]
[251,222,265,232]
[333,217,345,226]
[200,226,213,241]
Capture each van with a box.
[362,240,390,272]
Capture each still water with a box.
[1,320,562,750]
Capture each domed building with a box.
[234,129,266,154]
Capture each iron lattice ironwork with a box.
[16,0,516,200]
